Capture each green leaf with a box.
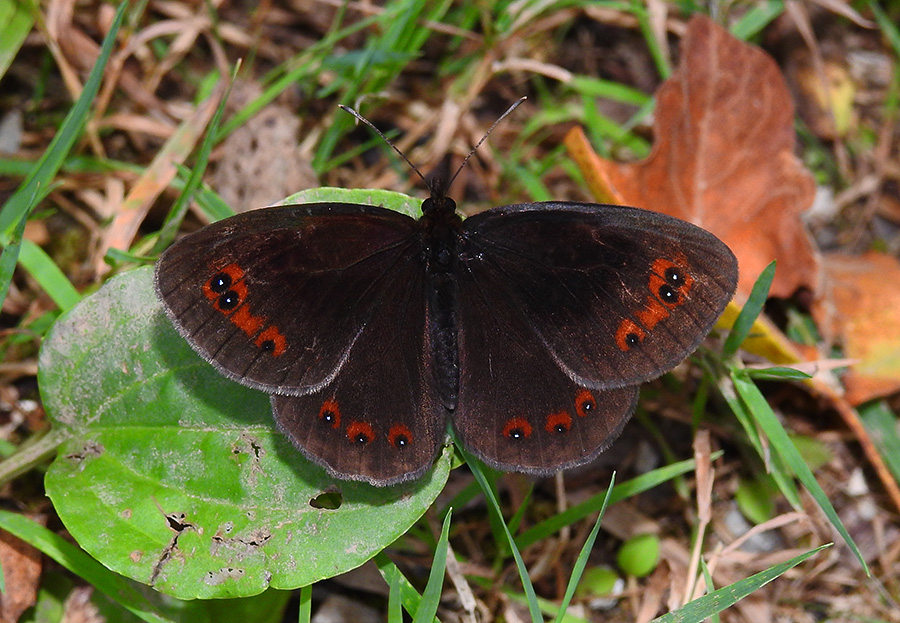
[39,259,450,600]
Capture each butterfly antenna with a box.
[445,96,526,192]
[339,104,430,188]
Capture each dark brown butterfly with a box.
[155,106,738,486]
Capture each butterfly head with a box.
[421,177,458,218]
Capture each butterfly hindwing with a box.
[271,251,447,485]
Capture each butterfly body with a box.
[155,193,737,486]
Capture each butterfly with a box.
[154,105,738,486]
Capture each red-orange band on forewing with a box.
[230,306,266,337]
[255,325,287,356]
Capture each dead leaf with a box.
[566,15,819,300]
[211,83,319,213]
[96,80,227,277]
[815,251,900,405]
[0,516,44,623]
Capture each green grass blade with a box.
[0,510,172,623]
[0,200,28,309]
[731,371,868,573]
[730,0,785,40]
[153,65,238,253]
[0,0,34,82]
[723,262,776,358]
[461,447,542,623]
[0,0,127,238]
[653,544,830,622]
[18,240,81,311]
[387,560,403,623]
[859,402,900,483]
[374,552,443,623]
[553,474,616,623]
[412,510,452,623]
[718,372,802,508]
[868,1,900,59]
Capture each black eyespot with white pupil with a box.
[626,332,640,346]
[218,291,240,310]
[259,340,275,353]
[209,272,232,293]
[665,266,684,286]
[658,284,679,303]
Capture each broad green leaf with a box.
[40,186,449,600]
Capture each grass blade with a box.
[461,447,542,623]
[653,544,830,622]
[0,0,127,238]
[0,510,172,623]
[553,474,616,623]
[723,261,776,358]
[412,510,452,623]
[732,371,868,574]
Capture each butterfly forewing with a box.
[460,202,738,389]
[155,204,420,395]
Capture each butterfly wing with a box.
[460,202,738,388]
[453,258,639,473]
[155,204,419,394]
[155,203,447,484]
[452,202,737,473]
[271,254,447,485]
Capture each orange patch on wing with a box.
[545,411,572,433]
[255,326,287,356]
[503,418,533,439]
[615,256,696,351]
[346,421,375,445]
[388,425,413,448]
[615,319,647,351]
[575,389,596,418]
[203,263,245,303]
[319,399,341,429]
[231,306,266,337]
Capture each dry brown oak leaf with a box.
[583,15,819,300]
